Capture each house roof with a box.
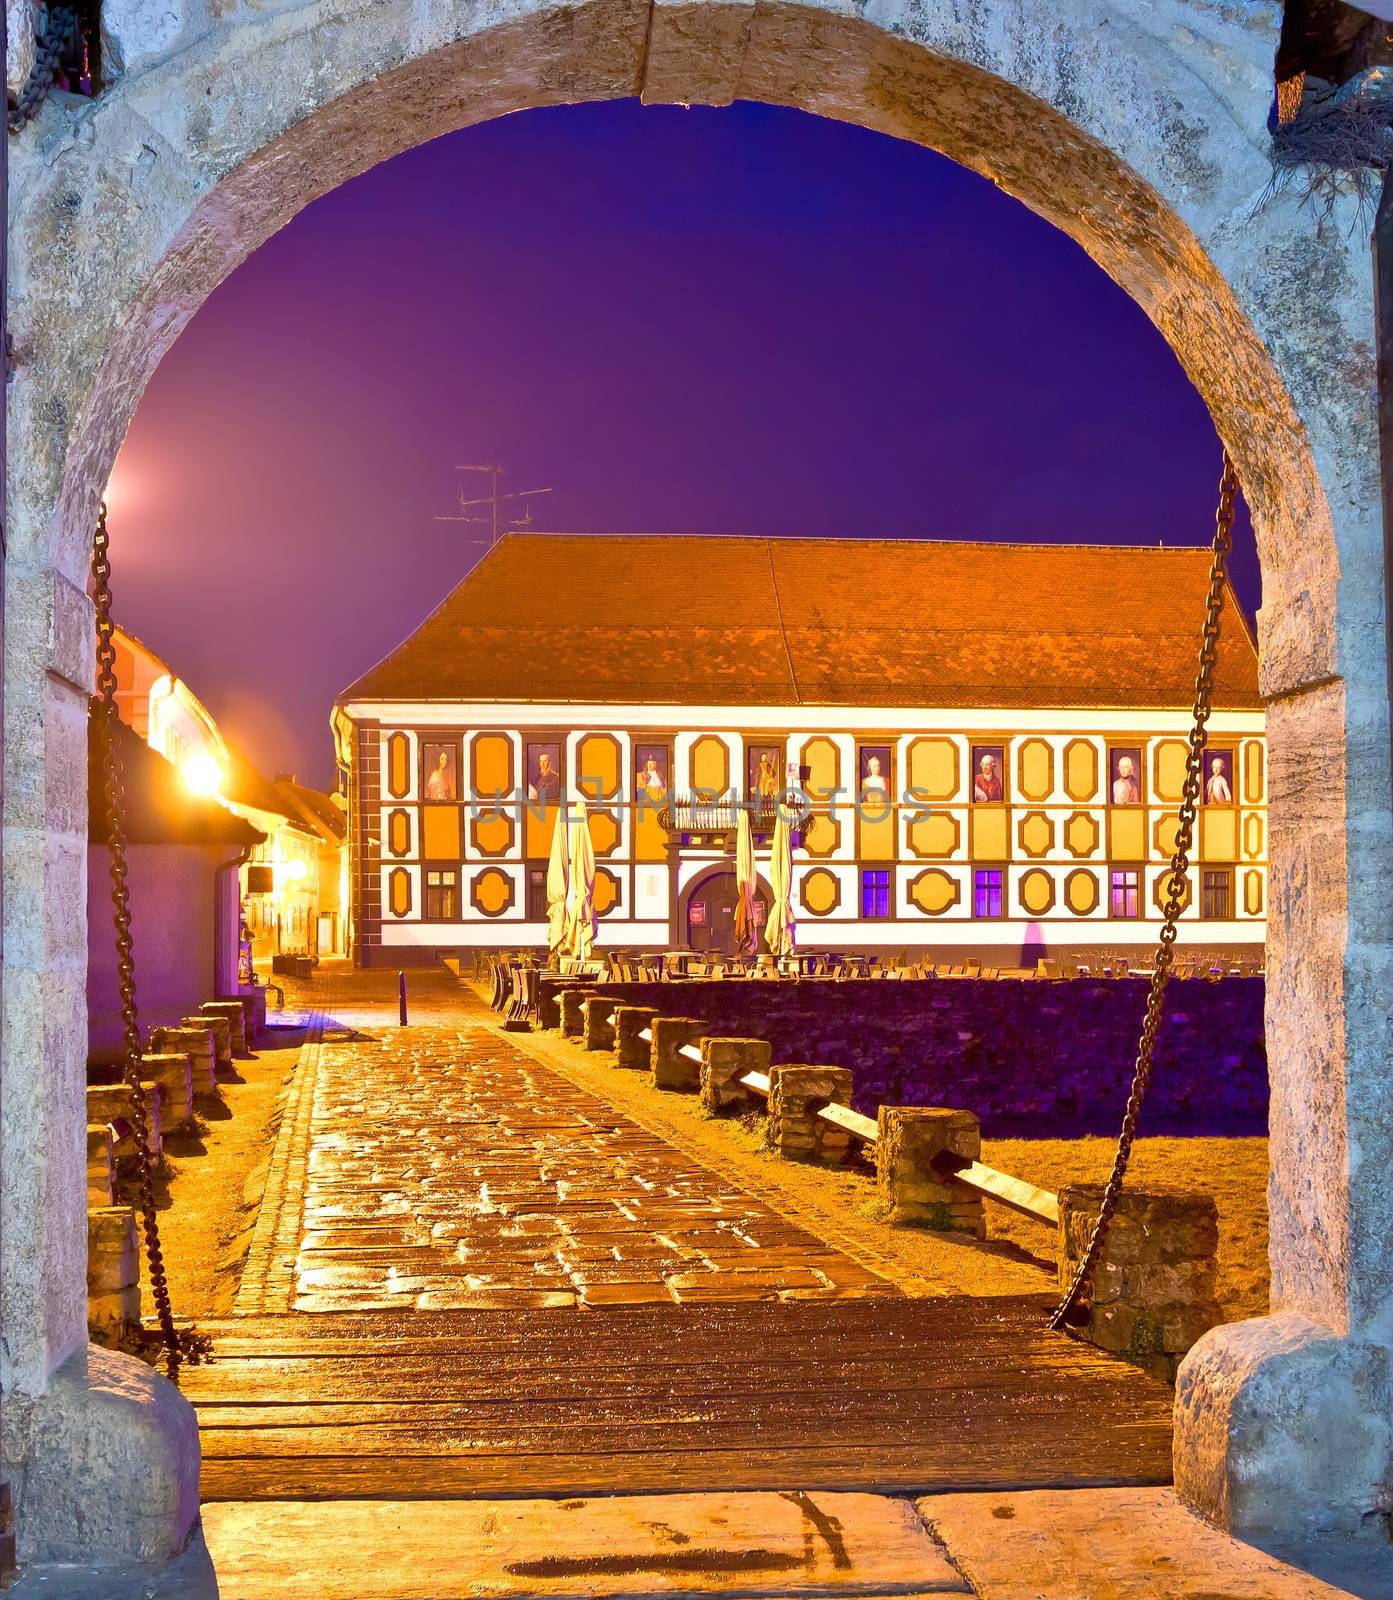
[337,535,1261,711]
[88,717,265,849]
[274,778,348,843]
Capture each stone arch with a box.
[679,863,775,953]
[5,0,1390,1557]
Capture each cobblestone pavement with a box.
[254,966,897,1312]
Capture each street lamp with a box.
[182,752,225,797]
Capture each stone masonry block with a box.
[700,1036,771,1115]
[141,1053,193,1132]
[769,1063,855,1165]
[876,1106,985,1235]
[86,1123,114,1209]
[614,1006,659,1071]
[87,1206,138,1298]
[149,1025,217,1096]
[1058,1184,1222,1378]
[559,988,589,1039]
[200,999,248,1055]
[650,1017,707,1092]
[535,984,564,1030]
[582,993,618,1051]
[182,1013,231,1072]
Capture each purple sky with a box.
[111,99,1257,790]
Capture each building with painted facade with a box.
[333,536,1267,967]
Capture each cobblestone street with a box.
[249,968,895,1313]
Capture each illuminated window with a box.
[1201,868,1232,920]
[526,868,547,920]
[1109,868,1141,919]
[425,869,458,921]
[973,868,1003,919]
[859,868,891,919]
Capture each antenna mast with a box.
[434,465,554,547]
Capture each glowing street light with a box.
[182,752,225,797]
[281,859,309,887]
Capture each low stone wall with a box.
[582,977,1266,1138]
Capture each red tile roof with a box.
[338,535,1261,711]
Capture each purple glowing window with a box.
[860,868,890,919]
[973,869,1003,919]
[1110,869,1140,919]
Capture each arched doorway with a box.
[4,0,1390,1557]
[682,868,773,956]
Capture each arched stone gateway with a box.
[3,0,1390,1562]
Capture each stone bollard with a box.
[87,1123,115,1208]
[535,983,564,1030]
[1057,1184,1223,1381]
[582,994,619,1051]
[769,1063,856,1164]
[559,989,589,1039]
[241,986,267,1043]
[875,1107,985,1237]
[201,999,249,1056]
[88,1206,140,1333]
[650,1017,707,1092]
[86,1083,164,1162]
[700,1037,771,1116]
[614,1006,659,1071]
[183,1013,232,1076]
[149,1025,217,1097]
[142,1053,194,1132]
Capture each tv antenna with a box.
[434,465,554,547]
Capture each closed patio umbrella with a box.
[765,810,796,960]
[566,806,597,960]
[734,804,757,955]
[546,803,570,958]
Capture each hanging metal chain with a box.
[6,5,81,134]
[93,504,208,1372]
[1050,453,1238,1331]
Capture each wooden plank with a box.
[817,1103,879,1144]
[932,1152,1060,1227]
[677,1043,704,1064]
[739,1071,771,1096]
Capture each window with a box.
[860,867,891,919]
[526,867,548,921]
[1202,868,1232,920]
[1109,868,1141,918]
[973,868,1003,918]
[425,868,458,920]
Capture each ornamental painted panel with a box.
[1063,811,1100,858]
[1107,808,1146,862]
[1243,813,1264,860]
[907,811,959,859]
[577,733,623,801]
[593,867,620,916]
[387,808,411,857]
[1063,739,1099,802]
[906,737,959,802]
[1153,812,1181,858]
[802,812,841,858]
[1153,739,1188,803]
[471,733,513,796]
[1243,741,1264,804]
[422,804,462,860]
[1017,811,1053,858]
[588,810,620,857]
[969,807,1008,860]
[1201,808,1238,861]
[800,868,841,917]
[908,868,960,916]
[1019,868,1055,916]
[802,736,840,799]
[1064,869,1098,915]
[1244,869,1264,916]
[471,811,514,857]
[1017,739,1054,803]
[388,867,411,917]
[691,735,730,795]
[1154,869,1192,913]
[471,868,514,917]
[387,732,411,799]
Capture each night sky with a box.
[110,99,1257,791]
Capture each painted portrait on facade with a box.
[526,741,563,805]
[1203,748,1235,805]
[747,744,783,802]
[1109,746,1143,805]
[858,744,892,802]
[421,742,458,802]
[634,744,669,808]
[970,745,1005,803]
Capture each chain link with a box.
[93,504,209,1373]
[1050,453,1238,1331]
[6,5,82,134]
